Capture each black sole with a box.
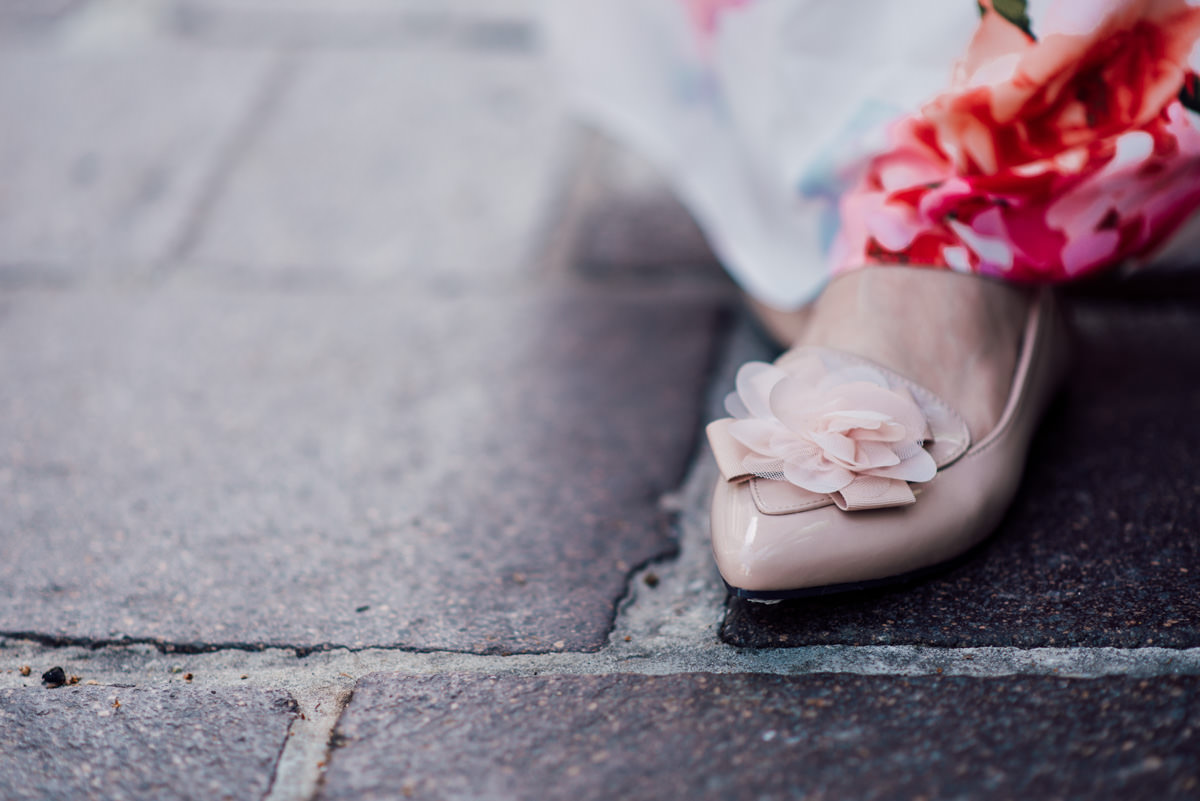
[724,552,973,601]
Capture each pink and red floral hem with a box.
[546,0,1200,307]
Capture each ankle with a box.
[793,268,1030,442]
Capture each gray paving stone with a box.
[189,48,566,289]
[0,47,271,274]
[0,684,296,801]
[722,296,1200,648]
[0,287,720,652]
[319,672,1200,801]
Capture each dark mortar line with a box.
[0,631,603,660]
[310,687,357,799]
[163,49,297,268]
[1,631,290,656]
[603,536,684,648]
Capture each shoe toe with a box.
[711,478,920,593]
[710,450,1019,595]
[709,289,1067,597]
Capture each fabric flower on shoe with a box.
[724,353,936,496]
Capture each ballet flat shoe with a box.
[706,289,1069,599]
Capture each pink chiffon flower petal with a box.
[809,431,857,465]
[724,351,937,495]
[731,361,788,420]
[726,418,779,455]
[783,460,853,495]
[866,447,938,483]
[852,440,903,469]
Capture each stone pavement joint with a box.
[166,50,298,264]
[5,640,1200,690]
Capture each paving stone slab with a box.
[320,672,1200,801]
[0,685,296,801]
[189,48,566,290]
[723,298,1200,648]
[0,287,720,652]
[0,47,271,274]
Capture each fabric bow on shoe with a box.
[706,349,971,513]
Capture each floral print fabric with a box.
[546,0,1200,307]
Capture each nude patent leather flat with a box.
[707,289,1069,599]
